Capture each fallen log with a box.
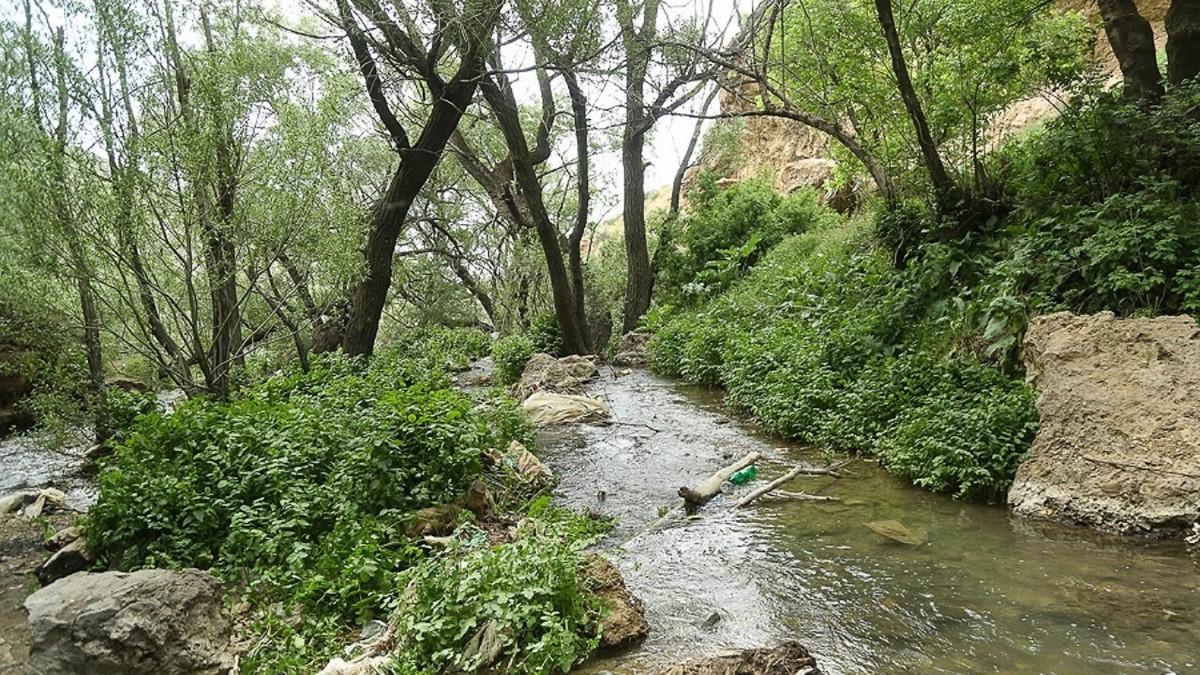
[678,451,762,509]
[734,460,850,508]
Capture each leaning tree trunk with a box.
[873,0,957,212]
[1166,0,1200,86]
[1098,0,1166,100]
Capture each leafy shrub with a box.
[387,326,492,372]
[1013,183,1200,315]
[650,219,1038,501]
[492,334,535,386]
[876,377,1038,500]
[528,312,564,357]
[388,511,606,675]
[658,180,836,300]
[102,387,158,445]
[1003,82,1200,316]
[85,354,524,622]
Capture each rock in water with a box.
[1009,312,1200,537]
[583,556,649,649]
[865,519,926,546]
[612,331,652,366]
[511,353,599,402]
[23,568,233,675]
[520,391,610,426]
[653,641,822,675]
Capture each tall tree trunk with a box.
[1166,0,1200,86]
[1098,0,1165,100]
[45,23,109,440]
[873,0,957,210]
[199,5,243,394]
[164,0,240,397]
[621,81,654,334]
[78,277,110,443]
[618,0,661,334]
[563,70,591,349]
[476,74,589,356]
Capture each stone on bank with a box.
[23,568,233,675]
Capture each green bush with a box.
[85,354,524,622]
[387,326,492,372]
[877,379,1038,500]
[528,312,564,357]
[102,387,158,445]
[649,219,1039,501]
[1003,82,1200,316]
[657,180,836,300]
[492,334,535,386]
[387,510,606,675]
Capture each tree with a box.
[13,0,109,439]
[1165,0,1200,86]
[1097,0,1165,100]
[615,0,720,333]
[872,0,956,209]
[329,0,502,357]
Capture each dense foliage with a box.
[81,334,613,673]
[1002,83,1200,316]
[492,334,536,386]
[651,221,1038,501]
[387,502,609,675]
[657,180,837,302]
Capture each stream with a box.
[541,368,1200,674]
[1,371,1196,673]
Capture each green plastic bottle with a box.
[729,465,758,485]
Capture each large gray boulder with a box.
[1009,312,1200,537]
[24,568,233,675]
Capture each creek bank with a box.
[1009,311,1200,537]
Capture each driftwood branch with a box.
[734,460,850,508]
[678,451,762,508]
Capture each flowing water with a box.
[540,368,1200,674]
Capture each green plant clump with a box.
[386,326,493,372]
[85,353,525,627]
[657,179,837,302]
[386,510,607,675]
[492,334,535,386]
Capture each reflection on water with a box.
[542,370,1199,674]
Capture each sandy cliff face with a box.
[1008,312,1200,537]
[716,0,1169,199]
